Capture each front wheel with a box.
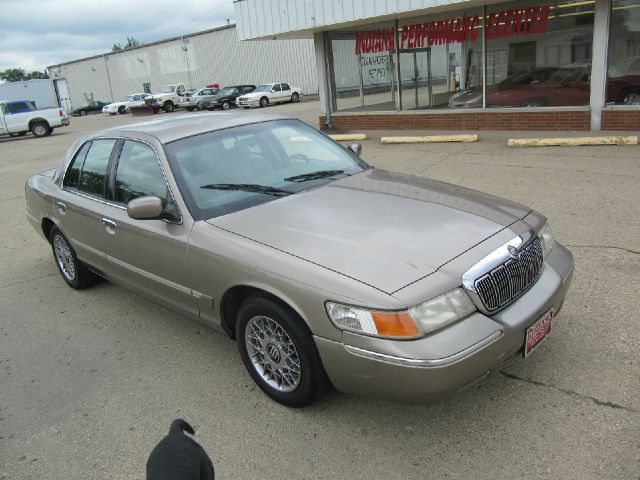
[79,110,87,116]
[236,296,329,407]
[259,96,269,108]
[50,226,99,290]
[163,101,174,113]
[221,101,231,110]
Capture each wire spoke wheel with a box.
[244,315,301,392]
[53,235,76,281]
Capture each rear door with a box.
[54,138,117,271]
[99,139,198,317]
[279,83,292,103]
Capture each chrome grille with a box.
[474,238,544,312]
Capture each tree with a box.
[112,37,142,52]
[0,68,27,82]
[26,70,49,80]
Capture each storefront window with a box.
[607,0,640,105]
[330,23,397,112]
[398,8,483,109]
[483,0,594,108]
[328,1,596,111]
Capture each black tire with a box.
[521,98,546,108]
[30,122,51,138]
[221,100,231,110]
[291,92,299,103]
[50,226,99,290]
[259,96,269,108]
[118,106,126,114]
[79,110,87,116]
[236,295,329,407]
[163,101,174,113]
[9,132,26,137]
[196,102,203,111]
[621,89,640,105]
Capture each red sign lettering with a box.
[354,5,550,54]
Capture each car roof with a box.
[95,112,294,144]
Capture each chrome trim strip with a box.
[343,330,502,368]
[106,254,192,295]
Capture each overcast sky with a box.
[0,0,235,73]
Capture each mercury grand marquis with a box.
[25,113,574,407]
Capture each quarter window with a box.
[63,141,92,189]
[114,140,167,205]
[78,139,116,197]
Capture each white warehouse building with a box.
[47,24,318,112]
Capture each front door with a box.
[100,139,198,318]
[400,49,432,110]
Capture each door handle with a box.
[101,218,117,230]
[56,201,66,213]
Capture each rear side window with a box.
[280,83,291,91]
[78,139,116,197]
[63,141,92,189]
[7,102,33,113]
[114,140,167,205]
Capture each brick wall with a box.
[319,110,591,131]
[601,110,640,131]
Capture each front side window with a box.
[272,84,281,92]
[114,140,167,205]
[164,119,368,220]
[607,0,640,105]
[78,139,116,197]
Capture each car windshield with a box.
[218,87,235,96]
[123,96,133,102]
[164,119,369,220]
[160,86,177,93]
[253,84,272,92]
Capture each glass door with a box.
[400,48,432,110]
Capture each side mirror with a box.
[348,143,362,156]
[127,196,163,220]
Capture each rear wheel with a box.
[291,92,299,103]
[259,96,269,108]
[521,98,546,108]
[9,132,27,137]
[30,122,51,137]
[622,90,640,105]
[236,296,329,407]
[50,226,99,290]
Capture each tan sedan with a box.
[25,113,573,406]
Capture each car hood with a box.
[208,169,530,294]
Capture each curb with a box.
[328,134,368,141]
[381,134,478,144]
[508,136,639,147]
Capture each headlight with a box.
[538,221,555,257]
[325,288,475,339]
[408,288,476,334]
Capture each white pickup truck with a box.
[145,84,186,113]
[0,100,70,138]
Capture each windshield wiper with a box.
[284,170,345,182]
[200,183,292,196]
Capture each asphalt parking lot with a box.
[1,100,639,479]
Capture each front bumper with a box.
[315,243,574,403]
[238,99,260,107]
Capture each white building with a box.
[47,24,318,112]
[235,0,640,131]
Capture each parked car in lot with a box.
[25,113,573,407]
[70,101,109,116]
[146,84,187,113]
[180,87,220,111]
[1,100,70,138]
[102,93,150,115]
[237,83,303,108]
[203,85,255,110]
